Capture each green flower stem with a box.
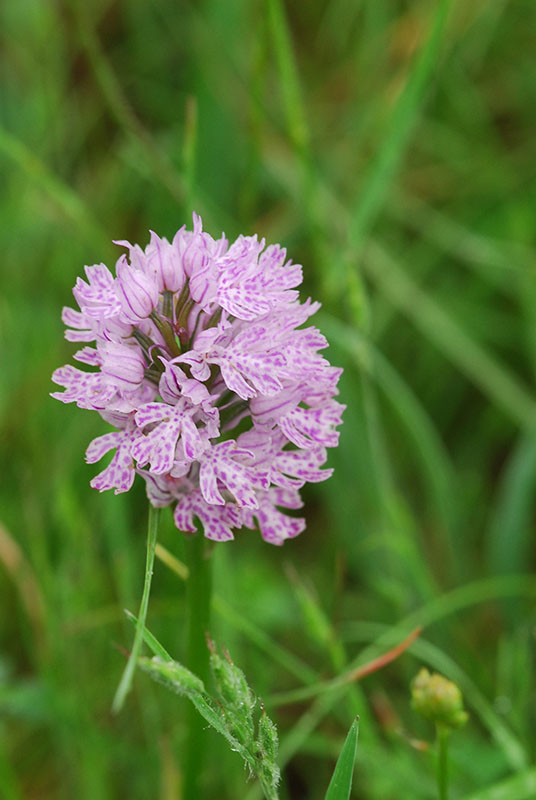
[183,532,212,799]
[162,289,173,319]
[112,505,160,714]
[149,311,181,356]
[436,723,450,800]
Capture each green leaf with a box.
[325,717,360,800]
[124,609,173,661]
[133,622,281,800]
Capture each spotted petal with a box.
[85,426,138,494]
[174,490,242,541]
[253,489,305,545]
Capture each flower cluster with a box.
[52,215,344,544]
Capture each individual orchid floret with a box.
[51,213,344,544]
[175,325,285,400]
[198,440,269,509]
[85,418,141,494]
[133,398,209,472]
[243,487,306,546]
[175,490,242,542]
[72,263,122,319]
[51,364,116,411]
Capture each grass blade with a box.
[363,241,536,429]
[71,0,185,205]
[342,574,536,640]
[324,717,360,800]
[320,312,458,539]
[0,124,106,245]
[348,0,453,251]
[486,432,536,574]
[269,626,421,708]
[152,543,319,684]
[266,0,326,270]
[112,505,160,713]
[266,0,309,158]
[124,609,173,662]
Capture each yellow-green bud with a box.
[411,668,469,730]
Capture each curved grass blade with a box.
[269,626,421,708]
[486,432,536,575]
[320,311,457,539]
[112,506,160,713]
[348,0,453,252]
[363,242,536,429]
[124,609,173,662]
[325,717,360,800]
[337,0,453,315]
[342,574,536,641]
[388,191,531,292]
[0,124,106,246]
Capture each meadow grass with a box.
[1,0,535,797]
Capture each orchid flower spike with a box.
[52,215,344,545]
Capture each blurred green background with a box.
[1,0,536,797]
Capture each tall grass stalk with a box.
[183,532,213,797]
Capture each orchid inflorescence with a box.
[52,214,344,544]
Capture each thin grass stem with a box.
[436,724,450,800]
[111,505,160,714]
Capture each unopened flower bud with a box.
[101,342,145,391]
[182,230,210,278]
[411,668,468,729]
[147,231,185,293]
[116,254,159,321]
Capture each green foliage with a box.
[1,0,536,797]
[325,717,360,800]
[138,633,280,800]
